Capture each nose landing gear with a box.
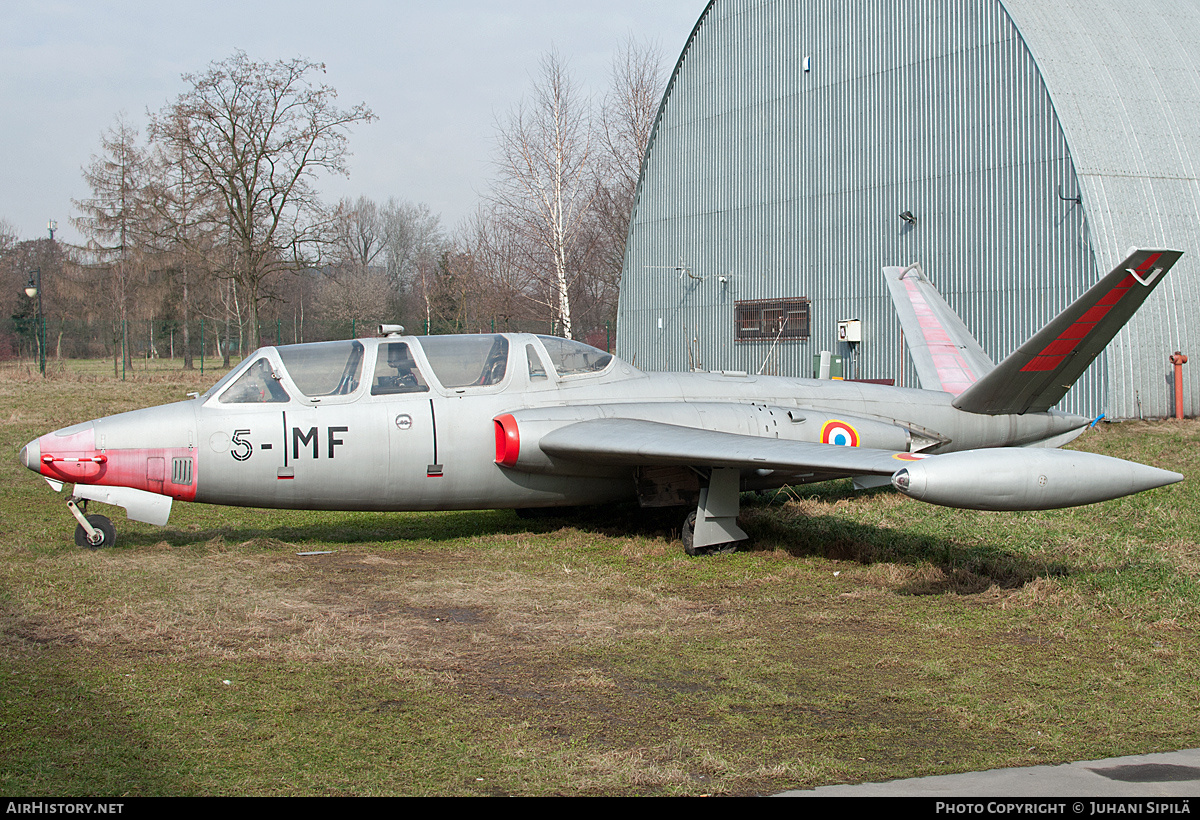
[66,497,116,549]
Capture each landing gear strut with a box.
[681,510,740,556]
[67,497,116,549]
[681,467,748,556]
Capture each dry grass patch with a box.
[3,544,735,671]
[1000,576,1078,609]
[574,740,740,794]
[4,369,1200,795]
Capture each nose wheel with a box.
[66,497,117,549]
[74,514,116,549]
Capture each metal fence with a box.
[1,314,619,375]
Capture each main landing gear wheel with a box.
[681,510,739,557]
[682,510,700,556]
[75,514,115,549]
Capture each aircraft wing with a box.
[538,418,914,476]
[533,417,1180,511]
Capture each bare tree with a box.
[142,113,222,369]
[380,199,444,331]
[179,232,246,368]
[321,196,446,332]
[488,51,595,338]
[311,263,393,332]
[0,220,18,352]
[334,196,389,269]
[591,38,666,323]
[0,218,16,253]
[150,51,375,348]
[2,237,70,361]
[462,205,536,331]
[318,196,396,334]
[73,115,148,375]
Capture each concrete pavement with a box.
[779,748,1200,797]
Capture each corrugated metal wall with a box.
[618,0,1182,418]
[1001,0,1200,419]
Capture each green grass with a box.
[1,358,1198,795]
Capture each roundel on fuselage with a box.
[820,419,860,447]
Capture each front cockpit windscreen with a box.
[218,358,290,403]
[537,336,613,377]
[202,362,248,401]
[419,335,509,388]
[372,342,430,395]
[275,340,365,397]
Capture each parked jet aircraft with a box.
[19,248,1185,555]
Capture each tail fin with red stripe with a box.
[951,248,1182,415]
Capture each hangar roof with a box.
[1001,0,1200,269]
[1001,0,1200,417]
[619,0,1200,419]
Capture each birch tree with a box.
[488,51,594,338]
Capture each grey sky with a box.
[1,1,707,245]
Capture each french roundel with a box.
[820,419,860,447]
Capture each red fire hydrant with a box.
[1170,351,1188,419]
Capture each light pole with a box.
[25,267,44,376]
[40,220,55,376]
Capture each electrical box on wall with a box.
[837,319,861,343]
[812,353,844,379]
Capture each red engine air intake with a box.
[494,414,520,466]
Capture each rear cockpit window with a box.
[419,335,509,388]
[219,358,290,403]
[537,335,612,377]
[526,344,547,381]
[276,340,365,397]
[372,342,430,395]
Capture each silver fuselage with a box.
[22,333,1088,513]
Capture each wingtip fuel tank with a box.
[891,448,1183,511]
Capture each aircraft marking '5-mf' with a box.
[20,248,1184,555]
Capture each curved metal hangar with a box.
[617,0,1200,419]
